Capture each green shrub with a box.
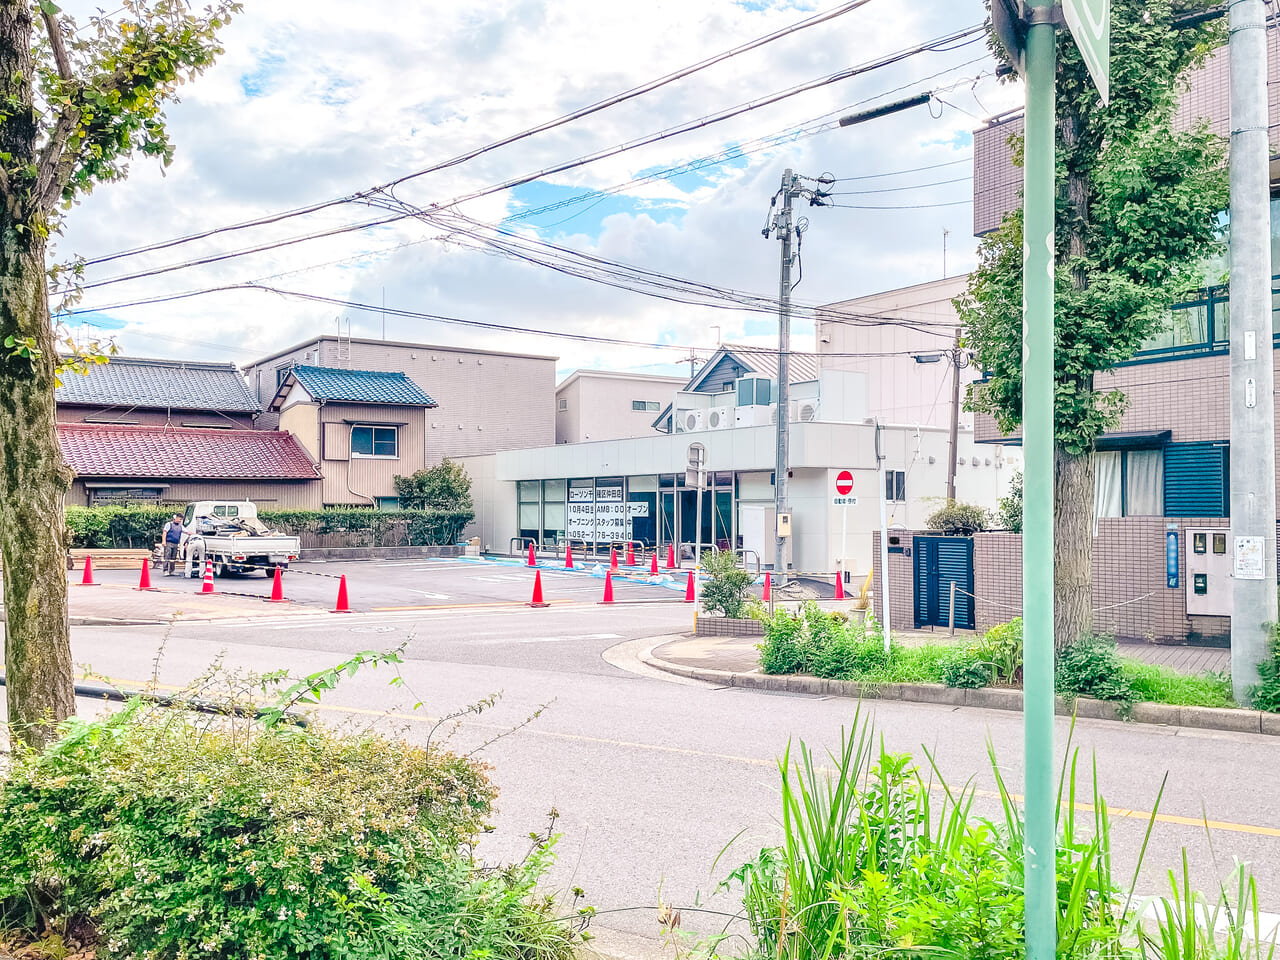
[1248,625,1280,712]
[1056,636,1132,703]
[925,500,990,535]
[942,652,991,689]
[975,617,1024,684]
[699,549,755,619]
[394,458,474,511]
[812,626,890,680]
[758,607,809,674]
[62,506,475,549]
[996,471,1023,533]
[0,705,581,960]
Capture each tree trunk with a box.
[1054,443,1094,650]
[0,238,74,750]
[1,1,74,749]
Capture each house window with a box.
[1163,442,1229,517]
[1094,449,1164,517]
[376,497,401,512]
[632,400,661,412]
[885,470,906,502]
[558,398,568,411]
[351,425,398,458]
[275,365,292,389]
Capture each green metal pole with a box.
[1022,5,1057,959]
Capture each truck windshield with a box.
[183,505,194,526]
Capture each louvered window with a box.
[1163,443,1229,518]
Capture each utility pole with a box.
[946,329,963,502]
[1229,0,1277,703]
[770,169,798,584]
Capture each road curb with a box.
[639,650,1278,737]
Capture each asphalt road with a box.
[4,558,1279,956]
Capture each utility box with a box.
[1185,527,1232,616]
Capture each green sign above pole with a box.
[1062,0,1110,103]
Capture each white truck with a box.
[170,501,302,578]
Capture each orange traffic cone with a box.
[79,555,97,586]
[609,546,618,571]
[565,543,574,569]
[332,574,352,613]
[834,567,846,601]
[684,569,696,603]
[528,569,550,608]
[267,566,288,603]
[666,544,677,569]
[200,558,216,594]
[649,552,658,575]
[626,543,636,566]
[527,543,537,567]
[763,572,771,602]
[601,570,615,604]
[134,558,157,592]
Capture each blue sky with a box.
[56,0,1013,371]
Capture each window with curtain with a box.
[1094,448,1165,519]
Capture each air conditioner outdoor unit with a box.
[792,400,819,422]
[707,406,732,430]
[680,410,704,433]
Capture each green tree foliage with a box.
[1,0,238,747]
[925,500,989,535]
[394,457,474,511]
[960,0,1228,647]
[699,548,755,619]
[996,470,1023,533]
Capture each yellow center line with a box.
[86,674,1280,839]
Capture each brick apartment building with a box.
[870,21,1280,643]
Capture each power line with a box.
[77,22,986,287]
[64,283,950,359]
[80,0,880,270]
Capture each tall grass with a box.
[718,711,1273,960]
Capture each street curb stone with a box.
[639,648,1277,738]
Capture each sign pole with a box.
[1022,3,1058,957]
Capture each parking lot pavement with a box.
[64,555,688,621]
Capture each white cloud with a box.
[55,0,1021,373]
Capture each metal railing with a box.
[509,536,538,556]
[735,548,762,574]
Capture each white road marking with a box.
[408,590,451,600]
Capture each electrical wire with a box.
[80,0,881,269]
[64,283,956,359]
[77,22,986,286]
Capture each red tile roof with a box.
[57,424,322,481]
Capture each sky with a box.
[55,0,1021,380]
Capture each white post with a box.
[841,502,848,578]
[876,422,892,652]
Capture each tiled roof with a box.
[55,357,259,413]
[57,424,322,480]
[289,365,437,406]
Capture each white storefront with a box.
[458,420,1015,578]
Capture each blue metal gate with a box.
[913,536,975,630]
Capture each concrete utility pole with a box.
[1229,0,1277,703]
[768,169,800,583]
[946,329,963,502]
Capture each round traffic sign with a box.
[835,470,854,495]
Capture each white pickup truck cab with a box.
[178,500,302,578]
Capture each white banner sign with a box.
[564,497,647,540]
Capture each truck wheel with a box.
[219,562,230,578]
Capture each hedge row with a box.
[64,505,475,549]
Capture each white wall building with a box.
[555,369,688,444]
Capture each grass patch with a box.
[758,606,1243,711]
[1121,661,1235,708]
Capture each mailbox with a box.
[1185,527,1231,616]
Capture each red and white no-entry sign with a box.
[835,470,854,495]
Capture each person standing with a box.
[162,514,185,576]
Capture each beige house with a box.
[555,369,687,444]
[244,335,557,463]
[269,365,437,508]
